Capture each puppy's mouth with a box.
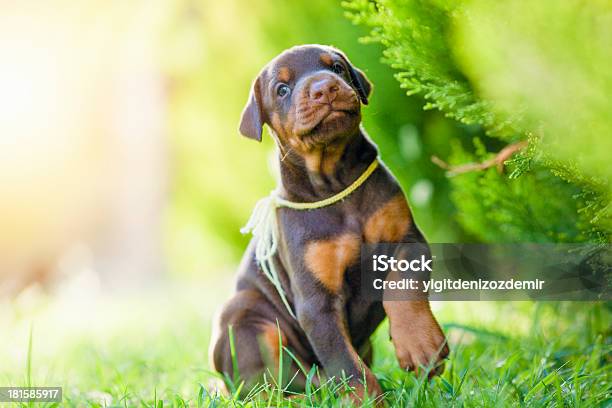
[295,104,360,141]
[310,109,357,133]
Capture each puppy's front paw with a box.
[390,309,449,378]
[349,369,384,407]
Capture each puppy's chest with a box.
[294,192,411,243]
[294,194,411,292]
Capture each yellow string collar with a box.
[241,159,379,319]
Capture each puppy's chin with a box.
[300,110,361,147]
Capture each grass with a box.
[0,283,610,407]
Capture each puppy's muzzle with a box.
[294,73,360,137]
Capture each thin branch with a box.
[431,140,528,176]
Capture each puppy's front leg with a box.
[382,244,448,376]
[295,234,382,403]
[296,293,382,402]
[383,299,448,377]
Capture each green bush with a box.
[345,0,611,243]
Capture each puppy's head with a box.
[239,45,371,153]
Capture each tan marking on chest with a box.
[364,193,412,243]
[304,234,360,292]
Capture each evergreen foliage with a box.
[345,0,611,243]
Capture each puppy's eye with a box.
[331,62,345,75]
[277,84,290,98]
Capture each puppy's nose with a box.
[310,78,340,103]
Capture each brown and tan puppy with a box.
[210,44,448,403]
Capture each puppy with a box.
[210,44,448,403]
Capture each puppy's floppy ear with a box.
[334,50,372,105]
[239,76,264,141]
